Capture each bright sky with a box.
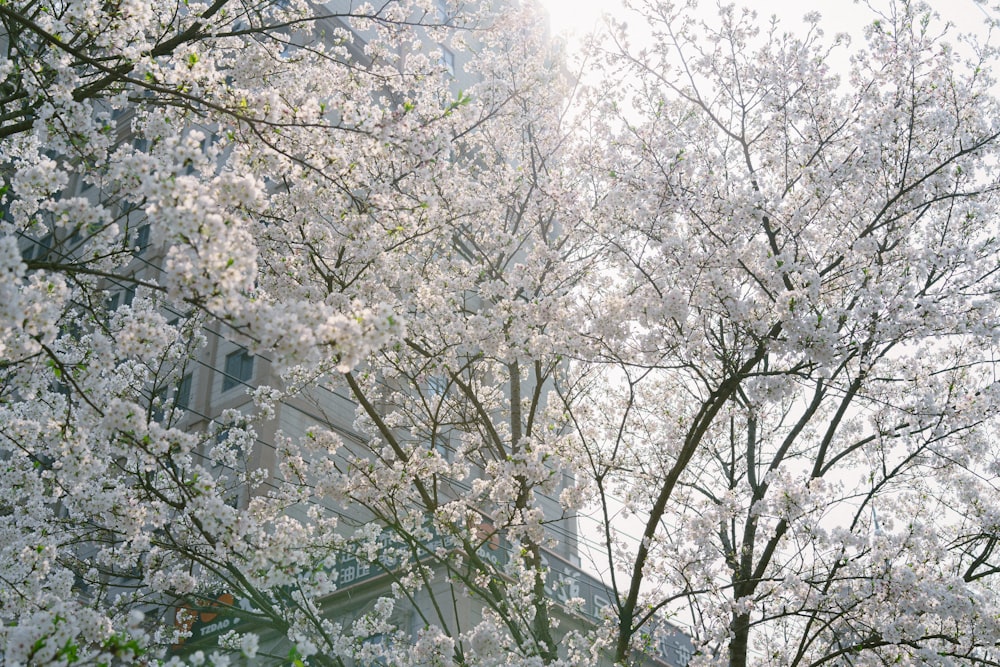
[538,0,995,51]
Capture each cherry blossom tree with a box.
[564,0,1000,664]
[0,0,598,664]
[6,0,1000,665]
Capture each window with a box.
[440,46,455,76]
[151,386,168,422]
[23,232,53,262]
[436,0,450,22]
[174,373,193,409]
[222,349,253,391]
[428,432,450,460]
[134,224,150,254]
[426,375,448,396]
[107,285,135,312]
[151,374,192,421]
[359,633,389,666]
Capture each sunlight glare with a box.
[537,0,614,39]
